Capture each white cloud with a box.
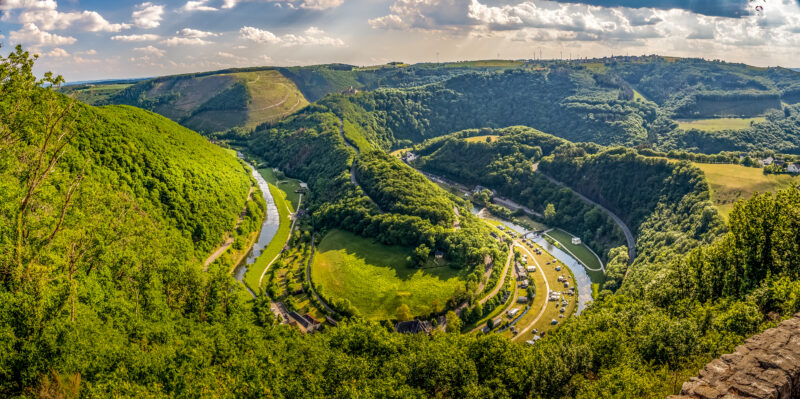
[111,34,160,41]
[161,37,213,46]
[217,51,236,57]
[132,2,164,29]
[240,26,345,46]
[45,47,69,57]
[180,0,218,12]
[17,9,131,32]
[221,0,342,10]
[134,45,166,56]
[369,0,800,50]
[177,28,219,38]
[299,0,343,10]
[9,23,76,46]
[240,26,281,44]
[0,0,57,11]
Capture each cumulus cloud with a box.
[0,0,57,10]
[161,37,213,46]
[177,28,219,38]
[132,2,164,29]
[9,23,76,46]
[222,0,343,10]
[240,26,345,46]
[16,9,130,32]
[370,0,800,49]
[45,47,69,57]
[111,33,160,41]
[299,0,344,10]
[160,28,219,46]
[134,45,166,56]
[180,0,218,12]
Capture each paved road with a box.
[539,172,636,266]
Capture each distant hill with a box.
[69,56,800,152]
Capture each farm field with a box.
[545,229,604,283]
[677,117,766,131]
[243,169,295,291]
[311,229,466,320]
[694,163,800,219]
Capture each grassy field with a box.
[311,230,466,320]
[260,168,303,209]
[632,89,647,102]
[342,119,374,152]
[465,135,499,143]
[61,83,132,104]
[235,70,309,127]
[545,229,604,283]
[243,170,295,291]
[694,163,800,219]
[677,117,766,131]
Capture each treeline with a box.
[414,127,626,262]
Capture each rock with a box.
[672,315,800,399]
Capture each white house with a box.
[760,156,774,166]
[571,237,582,245]
[788,163,800,174]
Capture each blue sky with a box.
[1,0,798,81]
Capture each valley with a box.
[7,44,800,398]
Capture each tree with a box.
[544,203,557,222]
[396,304,412,321]
[413,244,431,267]
[445,311,462,333]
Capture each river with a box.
[472,211,593,315]
[232,156,281,282]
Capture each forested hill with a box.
[1,47,255,394]
[69,57,800,153]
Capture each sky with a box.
[1,0,799,81]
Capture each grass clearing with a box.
[693,163,800,219]
[546,230,603,270]
[465,135,499,143]
[311,230,466,320]
[260,167,303,209]
[677,117,766,132]
[243,171,295,291]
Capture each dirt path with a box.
[204,238,233,268]
[305,234,338,315]
[337,117,383,212]
[478,245,513,305]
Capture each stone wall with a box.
[669,314,800,399]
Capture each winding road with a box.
[337,117,383,212]
[538,172,636,266]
